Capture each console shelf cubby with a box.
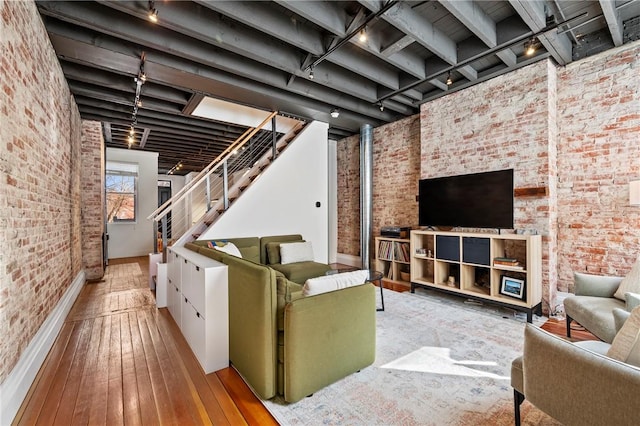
[375,237,411,289]
[410,230,542,322]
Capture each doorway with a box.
[158,180,172,239]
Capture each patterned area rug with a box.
[261,288,560,425]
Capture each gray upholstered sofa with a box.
[512,321,640,426]
[564,272,640,343]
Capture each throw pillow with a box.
[607,306,640,367]
[265,242,282,265]
[280,241,314,265]
[614,256,640,300]
[213,241,242,258]
[626,292,640,311]
[302,269,369,296]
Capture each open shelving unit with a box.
[375,236,411,290]
[410,230,542,322]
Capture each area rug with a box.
[261,288,560,425]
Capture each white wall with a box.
[106,148,158,259]
[200,121,330,263]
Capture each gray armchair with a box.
[564,272,626,343]
[512,324,640,426]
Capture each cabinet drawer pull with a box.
[175,287,179,292]
[184,259,187,263]
[196,312,200,318]
[196,266,200,271]
[185,297,188,303]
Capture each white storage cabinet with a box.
[167,246,229,374]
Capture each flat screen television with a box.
[418,169,514,229]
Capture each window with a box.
[106,161,138,223]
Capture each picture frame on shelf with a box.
[500,275,526,300]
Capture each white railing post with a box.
[223,160,229,211]
[205,175,211,212]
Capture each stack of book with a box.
[493,257,523,269]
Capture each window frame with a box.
[106,161,139,224]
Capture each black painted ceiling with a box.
[36,1,640,174]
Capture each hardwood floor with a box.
[14,257,277,426]
[14,257,595,425]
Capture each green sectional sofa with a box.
[185,234,376,403]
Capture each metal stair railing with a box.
[148,111,277,254]
[147,112,306,257]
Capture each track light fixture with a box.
[167,161,183,175]
[128,53,147,147]
[359,27,368,42]
[446,72,453,86]
[330,108,340,118]
[148,1,158,23]
[524,38,536,56]
[308,67,314,80]
[378,101,384,112]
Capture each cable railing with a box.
[148,111,306,258]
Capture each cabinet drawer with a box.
[182,298,207,371]
[168,283,181,329]
[188,263,206,314]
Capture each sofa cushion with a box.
[266,242,283,265]
[607,306,640,367]
[280,241,314,265]
[574,272,621,298]
[614,257,640,300]
[302,269,369,296]
[270,261,332,284]
[564,295,625,343]
[260,235,303,264]
[193,237,260,263]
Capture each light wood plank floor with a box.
[14,257,278,426]
[14,257,594,425]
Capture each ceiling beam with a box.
[39,2,406,124]
[359,0,478,81]
[599,0,624,46]
[95,1,397,110]
[508,0,573,65]
[438,0,517,67]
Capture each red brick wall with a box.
[556,42,640,289]
[336,116,421,257]
[337,43,640,313]
[81,121,105,280]
[0,1,84,382]
[419,60,558,311]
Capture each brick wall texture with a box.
[336,116,421,257]
[337,41,640,312]
[0,1,102,383]
[81,121,105,280]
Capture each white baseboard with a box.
[336,253,361,268]
[0,270,85,425]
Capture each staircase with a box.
[148,112,308,254]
